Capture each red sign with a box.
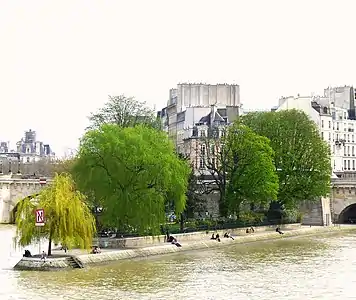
[39,178,47,185]
[35,209,45,226]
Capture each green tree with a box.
[198,124,278,217]
[224,123,279,216]
[88,95,161,130]
[177,154,206,219]
[14,173,96,256]
[72,124,190,235]
[242,109,331,209]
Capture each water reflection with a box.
[3,227,356,299]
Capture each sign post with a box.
[35,209,45,254]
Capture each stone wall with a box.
[301,197,332,226]
[94,223,302,249]
[14,257,70,271]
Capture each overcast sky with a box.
[0,0,354,156]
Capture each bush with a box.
[281,208,300,224]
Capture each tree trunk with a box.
[47,229,53,256]
[180,213,184,233]
[219,189,228,218]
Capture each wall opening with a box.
[338,203,356,224]
[10,193,40,224]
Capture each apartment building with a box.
[157,83,241,154]
[277,86,356,173]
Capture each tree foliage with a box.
[242,109,331,209]
[50,158,76,175]
[177,154,206,219]
[198,124,278,217]
[88,95,160,130]
[14,173,96,256]
[72,124,190,234]
[224,123,279,214]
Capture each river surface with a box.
[2,225,356,299]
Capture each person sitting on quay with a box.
[167,235,176,243]
[211,233,216,240]
[215,233,221,242]
[91,246,101,254]
[171,238,182,247]
[23,250,32,257]
[223,232,235,240]
[276,226,284,235]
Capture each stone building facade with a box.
[0,129,55,177]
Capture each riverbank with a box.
[13,225,356,271]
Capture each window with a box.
[211,157,215,168]
[333,145,335,154]
[199,158,205,169]
[200,130,206,137]
[26,157,30,163]
[329,121,331,128]
[348,146,350,156]
[345,112,347,119]
[348,134,350,142]
[329,132,331,141]
[321,120,324,128]
[337,122,340,130]
[344,160,347,170]
[353,135,355,142]
[348,160,351,170]
[210,145,215,155]
[321,132,324,139]
[353,160,355,170]
[200,144,206,156]
[353,146,355,156]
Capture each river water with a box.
[2,225,356,300]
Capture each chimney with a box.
[210,104,217,125]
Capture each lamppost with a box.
[8,157,12,174]
[17,155,21,174]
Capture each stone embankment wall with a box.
[94,223,302,249]
[15,257,70,271]
[14,225,355,271]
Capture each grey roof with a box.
[199,111,226,125]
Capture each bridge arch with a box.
[338,203,356,224]
[11,193,40,224]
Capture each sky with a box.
[1,0,355,156]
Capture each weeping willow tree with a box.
[72,124,190,235]
[14,173,96,256]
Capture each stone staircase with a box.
[66,256,84,269]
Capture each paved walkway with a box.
[50,227,298,256]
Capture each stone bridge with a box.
[330,173,356,223]
[0,176,51,223]
[302,172,356,225]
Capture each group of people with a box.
[211,232,235,242]
[246,227,255,233]
[91,246,102,254]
